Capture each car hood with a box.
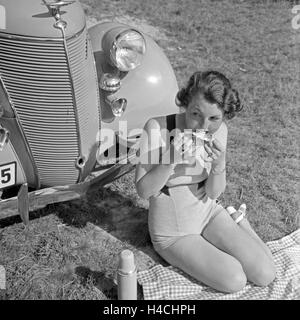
[0,0,85,38]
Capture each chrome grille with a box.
[0,35,79,186]
[67,31,97,157]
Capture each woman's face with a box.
[184,93,224,134]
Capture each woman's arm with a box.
[205,155,226,199]
[136,163,176,199]
[204,122,228,199]
[135,118,175,199]
[135,118,190,199]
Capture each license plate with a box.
[0,162,16,189]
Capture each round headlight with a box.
[108,29,146,72]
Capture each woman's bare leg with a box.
[228,206,274,261]
[202,209,276,287]
[156,234,247,293]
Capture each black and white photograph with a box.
[0,0,299,305]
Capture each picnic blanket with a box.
[137,229,300,300]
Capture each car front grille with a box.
[0,29,100,187]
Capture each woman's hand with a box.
[161,132,195,165]
[203,138,226,166]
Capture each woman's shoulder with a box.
[143,113,176,131]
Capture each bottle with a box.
[117,249,137,300]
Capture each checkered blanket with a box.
[137,229,300,300]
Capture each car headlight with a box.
[102,28,146,72]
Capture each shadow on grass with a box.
[56,186,151,245]
[0,202,59,229]
[0,183,164,264]
[75,266,144,300]
[55,184,166,263]
[75,266,118,299]
[0,185,149,246]
[0,215,23,228]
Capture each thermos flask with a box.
[117,249,137,300]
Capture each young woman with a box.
[135,70,276,293]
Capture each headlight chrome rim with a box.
[103,28,146,72]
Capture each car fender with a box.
[88,22,179,136]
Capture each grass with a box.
[0,0,299,300]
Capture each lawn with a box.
[0,0,299,300]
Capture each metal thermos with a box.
[117,249,137,300]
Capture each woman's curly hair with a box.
[175,70,243,119]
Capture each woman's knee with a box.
[221,263,247,293]
[250,259,276,287]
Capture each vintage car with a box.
[0,0,178,223]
